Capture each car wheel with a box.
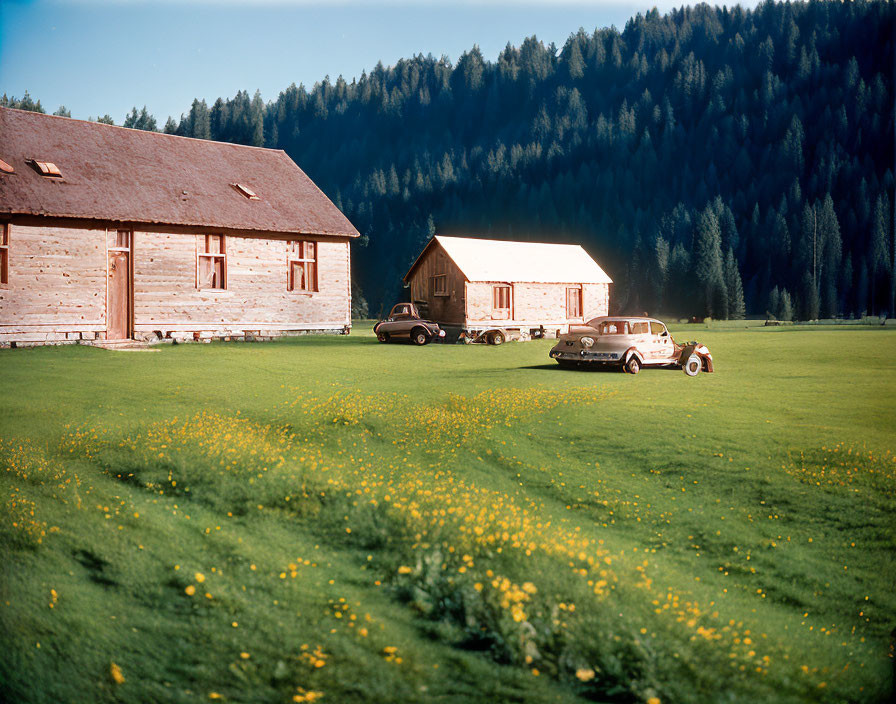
[411,328,429,346]
[625,356,641,374]
[377,332,390,343]
[489,331,505,345]
[683,354,701,376]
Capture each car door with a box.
[628,320,652,360]
[649,321,675,361]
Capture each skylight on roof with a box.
[0,159,14,174]
[231,183,259,200]
[30,160,62,178]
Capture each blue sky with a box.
[1,0,759,124]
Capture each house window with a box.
[492,285,511,319]
[197,234,226,290]
[0,224,8,286]
[288,240,317,292]
[430,274,448,296]
[112,230,131,250]
[566,286,582,318]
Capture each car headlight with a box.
[580,337,594,348]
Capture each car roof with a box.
[587,316,667,325]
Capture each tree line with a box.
[4,0,893,319]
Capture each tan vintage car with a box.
[374,303,446,345]
[549,316,714,375]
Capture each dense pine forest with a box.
[4,1,894,319]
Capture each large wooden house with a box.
[404,235,612,340]
[0,107,359,346]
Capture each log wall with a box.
[0,221,352,345]
[465,281,609,333]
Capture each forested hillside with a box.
[4,1,894,319]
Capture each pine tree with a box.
[0,91,44,112]
[799,271,820,320]
[564,37,585,80]
[724,248,745,319]
[250,91,265,147]
[188,99,211,140]
[817,194,842,318]
[779,289,794,321]
[870,193,891,315]
[123,106,157,131]
[53,106,71,117]
[695,209,727,318]
[768,286,781,320]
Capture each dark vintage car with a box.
[374,303,446,345]
[549,316,713,375]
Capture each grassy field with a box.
[1,323,894,703]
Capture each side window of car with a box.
[650,322,667,336]
[630,321,649,335]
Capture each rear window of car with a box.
[650,322,667,335]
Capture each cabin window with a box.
[231,183,259,200]
[650,321,667,336]
[492,285,511,319]
[566,286,582,318]
[29,160,62,178]
[430,274,448,297]
[197,234,226,290]
[630,321,649,335]
[288,240,317,292]
[0,224,8,286]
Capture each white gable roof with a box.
[430,236,612,284]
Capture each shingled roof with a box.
[0,107,359,238]
[406,235,612,284]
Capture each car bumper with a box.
[550,350,622,363]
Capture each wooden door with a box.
[107,232,131,339]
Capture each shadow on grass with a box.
[518,363,623,373]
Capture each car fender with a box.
[623,347,643,365]
[679,343,714,372]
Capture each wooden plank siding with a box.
[0,223,107,336]
[406,243,466,325]
[464,281,609,330]
[0,222,351,344]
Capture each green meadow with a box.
[1,324,894,704]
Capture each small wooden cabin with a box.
[0,107,359,347]
[404,235,612,340]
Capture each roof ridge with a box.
[0,106,286,155]
[436,234,583,247]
